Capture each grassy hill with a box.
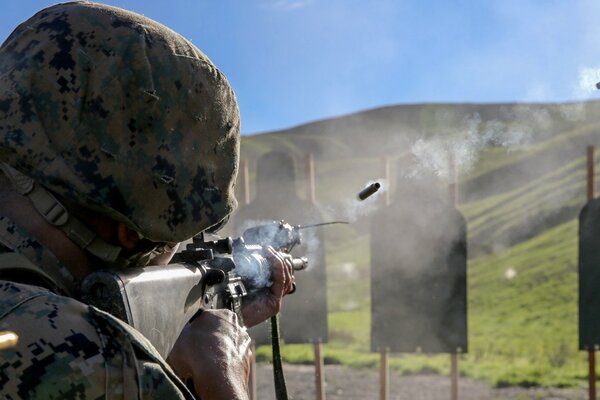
[236,101,600,387]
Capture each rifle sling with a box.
[270,314,289,400]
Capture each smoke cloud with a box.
[407,112,535,179]
[576,67,600,97]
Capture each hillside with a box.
[241,101,600,160]
[236,101,600,387]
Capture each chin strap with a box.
[0,163,123,263]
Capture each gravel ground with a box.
[255,364,586,400]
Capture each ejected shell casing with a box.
[358,182,381,200]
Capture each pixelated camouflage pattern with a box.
[0,1,240,243]
[0,279,195,399]
[0,215,77,295]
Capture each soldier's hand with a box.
[241,246,295,328]
[167,309,251,400]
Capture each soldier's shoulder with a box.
[0,281,190,399]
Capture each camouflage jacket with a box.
[0,215,195,399]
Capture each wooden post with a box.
[382,157,392,206]
[240,159,251,205]
[305,154,324,399]
[249,342,257,400]
[374,158,393,398]
[314,342,325,400]
[588,146,596,201]
[448,152,458,207]
[451,353,459,400]
[590,350,597,400]
[588,145,596,400]
[305,153,316,204]
[380,349,389,400]
[448,182,457,208]
[449,155,460,400]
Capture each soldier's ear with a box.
[117,223,140,251]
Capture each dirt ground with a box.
[255,364,586,400]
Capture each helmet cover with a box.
[0,1,240,242]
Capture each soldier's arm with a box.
[168,309,251,400]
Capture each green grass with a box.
[464,220,584,387]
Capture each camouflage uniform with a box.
[0,2,241,398]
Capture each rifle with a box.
[80,183,369,399]
[80,220,314,359]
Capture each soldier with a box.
[0,2,294,399]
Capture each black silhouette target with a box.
[370,193,467,353]
[579,197,600,350]
[233,152,328,345]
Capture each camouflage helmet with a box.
[0,2,240,243]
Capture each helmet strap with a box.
[0,163,123,263]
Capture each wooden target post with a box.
[305,153,316,204]
[383,156,392,207]
[451,353,459,400]
[380,348,390,400]
[314,340,326,400]
[379,157,392,400]
[449,155,459,400]
[240,159,251,206]
[588,145,596,400]
[448,152,458,207]
[241,161,256,400]
[306,153,326,400]
[590,351,597,400]
[588,146,596,202]
[246,161,255,400]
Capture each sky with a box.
[3,0,600,134]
